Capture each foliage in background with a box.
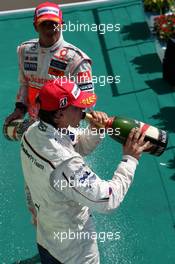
[144,0,175,14]
[154,14,175,41]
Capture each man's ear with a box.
[53,110,64,123]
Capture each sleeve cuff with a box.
[121,155,139,166]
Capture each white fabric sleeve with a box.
[50,155,138,213]
[16,45,28,105]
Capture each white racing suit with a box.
[16,32,93,118]
[4,33,93,139]
[14,33,94,224]
[21,121,138,263]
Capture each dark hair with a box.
[38,109,58,128]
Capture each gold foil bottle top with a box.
[84,113,115,128]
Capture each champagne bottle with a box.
[85,113,168,156]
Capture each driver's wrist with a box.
[15,102,27,114]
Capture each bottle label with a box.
[139,122,168,156]
[140,122,159,140]
[159,130,167,144]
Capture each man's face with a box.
[35,21,61,44]
[63,106,85,128]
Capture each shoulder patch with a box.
[20,39,38,46]
[66,45,91,59]
[18,39,39,55]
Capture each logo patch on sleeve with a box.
[78,83,94,91]
[77,71,92,83]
